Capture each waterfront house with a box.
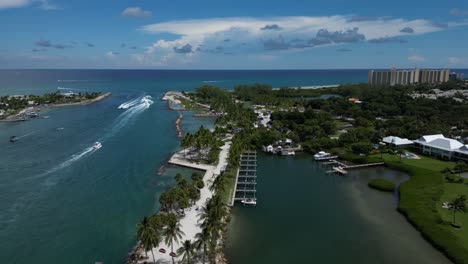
[413,134,468,161]
[382,136,413,147]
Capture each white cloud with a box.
[106,51,119,58]
[448,57,465,65]
[0,0,58,10]
[0,0,31,9]
[121,7,152,18]
[135,15,462,66]
[408,55,426,62]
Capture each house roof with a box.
[414,134,465,151]
[418,134,445,142]
[382,136,413,146]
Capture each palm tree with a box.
[449,195,467,225]
[137,216,160,263]
[177,240,195,264]
[195,227,210,264]
[164,218,185,264]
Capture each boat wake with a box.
[102,95,154,141]
[16,132,35,139]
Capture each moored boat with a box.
[314,151,338,161]
[241,198,257,206]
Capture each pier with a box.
[324,160,385,175]
[230,150,257,206]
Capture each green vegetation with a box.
[368,178,396,192]
[367,153,468,264]
[0,92,102,119]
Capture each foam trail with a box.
[102,96,154,141]
[118,97,141,109]
[16,132,35,139]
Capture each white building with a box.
[413,134,468,161]
[382,136,413,146]
[369,68,450,86]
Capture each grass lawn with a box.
[438,181,468,248]
[175,96,205,110]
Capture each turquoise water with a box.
[225,155,451,264]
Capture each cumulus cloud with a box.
[136,15,462,65]
[408,55,425,62]
[346,16,381,22]
[35,38,70,49]
[368,36,408,44]
[310,27,365,45]
[173,44,193,54]
[0,0,58,10]
[337,48,352,52]
[0,0,30,9]
[121,7,152,18]
[260,24,282,30]
[400,27,414,33]
[262,35,290,50]
[106,51,119,58]
[35,38,52,47]
[431,22,448,28]
[450,8,468,16]
[448,57,465,65]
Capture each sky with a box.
[1,0,468,69]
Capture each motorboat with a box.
[281,150,295,156]
[10,136,17,142]
[314,151,338,161]
[92,142,102,150]
[241,198,257,206]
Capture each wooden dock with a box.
[325,161,385,175]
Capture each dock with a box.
[230,150,257,206]
[324,160,385,175]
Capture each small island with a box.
[0,91,111,121]
[368,178,396,192]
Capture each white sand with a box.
[140,139,231,263]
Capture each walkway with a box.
[141,139,231,263]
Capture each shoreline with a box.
[0,92,111,122]
[133,141,231,264]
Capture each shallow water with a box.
[225,154,450,264]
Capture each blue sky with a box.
[1,0,468,69]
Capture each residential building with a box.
[381,136,413,147]
[368,68,450,86]
[449,72,465,81]
[412,134,468,161]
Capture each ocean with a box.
[0,69,463,263]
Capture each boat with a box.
[314,151,338,161]
[10,136,17,142]
[92,142,102,150]
[241,198,257,206]
[281,150,295,156]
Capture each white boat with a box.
[92,142,102,150]
[314,151,338,161]
[281,150,295,156]
[241,199,257,206]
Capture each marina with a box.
[232,150,258,206]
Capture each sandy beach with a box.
[141,138,231,263]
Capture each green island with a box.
[0,91,110,121]
[136,80,468,264]
[368,178,396,192]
